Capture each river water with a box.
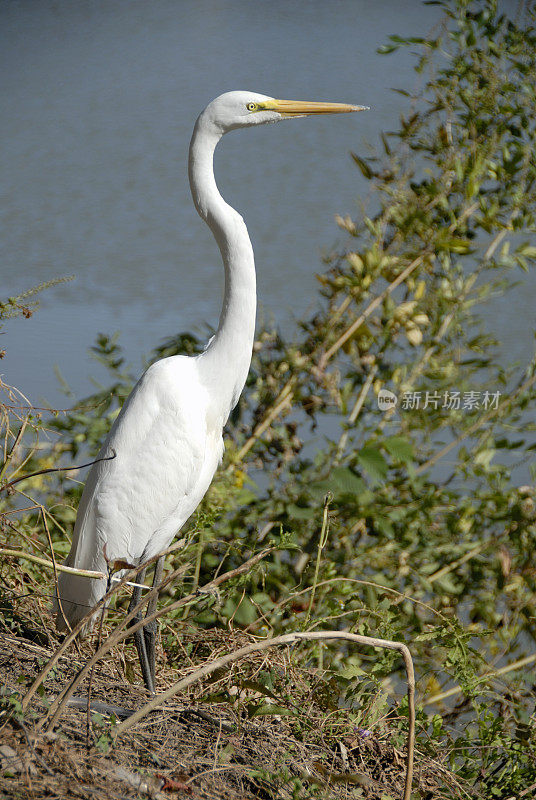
[1,0,534,412]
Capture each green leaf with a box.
[287,503,316,520]
[377,44,400,55]
[434,574,462,595]
[474,448,495,469]
[340,664,367,680]
[331,467,367,496]
[383,436,414,463]
[415,629,442,642]
[517,244,536,258]
[351,152,375,179]
[357,447,388,482]
[220,595,257,626]
[436,236,473,254]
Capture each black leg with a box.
[143,555,165,688]
[127,567,155,694]
[127,557,165,694]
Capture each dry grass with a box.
[0,588,461,800]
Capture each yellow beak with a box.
[266,99,369,118]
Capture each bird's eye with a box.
[246,102,258,112]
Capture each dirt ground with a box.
[0,607,452,800]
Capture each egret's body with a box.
[57,356,222,620]
[55,91,365,690]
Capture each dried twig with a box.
[304,495,331,628]
[231,379,294,466]
[425,652,536,707]
[40,507,72,632]
[21,539,186,713]
[0,417,28,483]
[0,450,117,493]
[111,630,415,800]
[42,548,274,729]
[86,572,113,747]
[0,549,105,579]
[318,252,429,370]
[332,364,378,466]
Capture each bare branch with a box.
[0,450,117,493]
[111,630,416,800]
[40,547,275,728]
[0,548,105,579]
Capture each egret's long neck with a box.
[188,118,256,421]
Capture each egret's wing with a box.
[56,356,211,628]
[95,356,210,561]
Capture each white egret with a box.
[55,91,367,692]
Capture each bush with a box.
[2,2,536,796]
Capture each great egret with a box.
[55,91,366,692]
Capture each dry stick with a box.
[0,549,105,580]
[2,503,49,515]
[111,631,415,800]
[427,541,490,584]
[427,519,518,584]
[40,506,72,633]
[317,290,354,332]
[212,717,223,774]
[0,451,117,493]
[424,652,536,707]
[21,538,187,713]
[304,496,331,628]
[34,553,191,726]
[332,365,378,466]
[0,431,39,487]
[86,577,112,747]
[0,381,35,418]
[44,547,274,730]
[0,383,39,476]
[519,780,536,798]
[0,416,28,483]
[232,380,294,466]
[16,487,71,539]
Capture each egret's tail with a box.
[52,463,108,634]
[53,567,108,635]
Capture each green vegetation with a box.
[2,1,536,797]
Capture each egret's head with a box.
[202,91,368,134]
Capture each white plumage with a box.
[54,91,365,689]
[56,357,221,628]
